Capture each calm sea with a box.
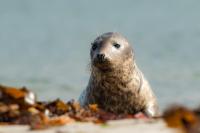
[0,0,200,109]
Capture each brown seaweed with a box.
[0,85,148,130]
[2,84,200,132]
[163,105,200,133]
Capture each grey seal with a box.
[79,32,159,117]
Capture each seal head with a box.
[90,32,133,72]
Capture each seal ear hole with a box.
[113,43,121,49]
[91,43,98,51]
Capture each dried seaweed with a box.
[1,84,200,132]
[163,105,200,133]
[0,85,147,130]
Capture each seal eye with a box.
[113,43,120,49]
[92,43,98,51]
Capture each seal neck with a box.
[91,57,140,84]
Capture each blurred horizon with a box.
[0,0,200,109]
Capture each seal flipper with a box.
[144,102,160,117]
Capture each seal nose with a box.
[97,53,105,61]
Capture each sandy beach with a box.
[0,119,178,133]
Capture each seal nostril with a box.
[101,54,105,59]
[97,54,105,61]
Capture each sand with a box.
[0,119,178,133]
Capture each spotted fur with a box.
[79,32,159,117]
